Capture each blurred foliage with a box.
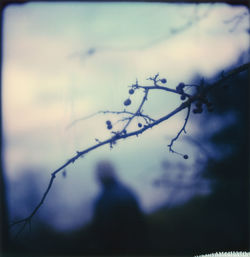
[146,61,249,255]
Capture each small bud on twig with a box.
[161,78,167,84]
[124,98,131,106]
[129,89,134,95]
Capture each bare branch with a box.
[122,88,150,132]
[67,77,198,131]
[133,84,191,98]
[66,111,101,130]
[10,100,189,232]
[168,105,191,158]
[10,62,250,234]
[66,110,155,130]
[205,62,250,93]
[224,11,249,32]
[68,4,214,61]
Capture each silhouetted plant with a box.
[10,62,250,236]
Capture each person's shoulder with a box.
[116,182,138,200]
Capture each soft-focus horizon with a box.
[2,2,249,231]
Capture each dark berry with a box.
[106,120,111,125]
[180,94,186,101]
[179,82,185,88]
[107,124,112,130]
[129,89,134,95]
[124,98,131,106]
[183,154,189,160]
[176,84,185,94]
[161,78,167,84]
[176,82,185,91]
[193,109,198,114]
[138,123,142,128]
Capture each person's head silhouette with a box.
[95,160,117,187]
[92,160,148,253]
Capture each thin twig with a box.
[224,11,249,32]
[205,62,250,93]
[66,110,155,130]
[168,105,191,156]
[68,4,214,60]
[134,84,191,98]
[122,88,150,132]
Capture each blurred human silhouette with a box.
[91,160,148,254]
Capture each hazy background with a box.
[2,1,249,236]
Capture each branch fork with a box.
[10,62,250,235]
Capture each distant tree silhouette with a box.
[198,59,249,249]
[141,57,249,255]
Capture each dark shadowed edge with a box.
[0,0,9,255]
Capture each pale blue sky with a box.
[3,2,249,231]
